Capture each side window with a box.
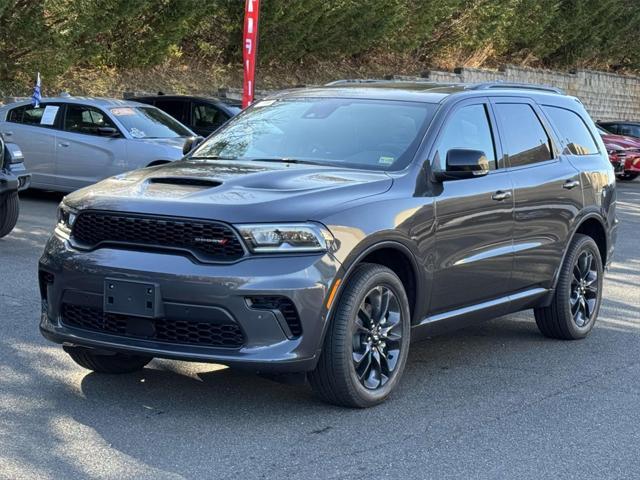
[434,104,496,171]
[494,103,553,167]
[542,106,599,155]
[23,105,47,125]
[64,104,117,135]
[7,106,25,123]
[155,100,186,123]
[192,102,227,130]
[619,124,640,138]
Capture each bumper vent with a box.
[247,296,302,338]
[61,303,245,348]
[71,212,245,262]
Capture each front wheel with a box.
[309,263,411,408]
[534,234,603,340]
[0,192,19,238]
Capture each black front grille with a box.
[248,296,302,337]
[71,212,245,262]
[61,303,245,348]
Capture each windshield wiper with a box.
[190,155,239,161]
[249,157,324,166]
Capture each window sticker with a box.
[129,127,145,138]
[40,106,59,125]
[378,156,395,165]
[110,107,136,116]
[254,100,276,108]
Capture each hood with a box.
[600,133,640,150]
[63,160,394,223]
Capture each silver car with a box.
[0,97,196,192]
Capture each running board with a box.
[412,287,549,339]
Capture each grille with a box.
[61,303,245,348]
[71,212,245,262]
[248,296,302,337]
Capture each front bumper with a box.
[0,167,30,194]
[624,154,640,173]
[39,233,341,373]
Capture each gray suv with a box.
[39,81,618,407]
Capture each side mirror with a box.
[97,126,119,137]
[435,149,490,181]
[183,136,205,155]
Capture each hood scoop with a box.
[142,177,223,198]
[149,177,222,188]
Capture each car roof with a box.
[269,80,574,105]
[1,96,148,109]
[132,95,242,106]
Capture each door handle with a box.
[58,142,70,147]
[491,190,512,201]
[4,131,13,136]
[563,180,580,190]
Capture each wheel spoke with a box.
[355,349,373,380]
[585,297,597,318]
[358,305,373,328]
[354,316,370,335]
[378,288,391,323]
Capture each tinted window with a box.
[155,99,187,123]
[191,98,437,171]
[617,124,640,138]
[7,104,60,126]
[434,104,496,171]
[494,103,553,167]
[192,102,228,130]
[65,104,117,135]
[110,106,191,138]
[542,106,599,155]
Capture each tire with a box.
[309,263,411,408]
[64,346,152,374]
[617,172,639,181]
[0,192,19,238]
[534,234,603,340]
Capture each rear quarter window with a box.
[542,106,599,155]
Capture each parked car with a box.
[39,81,617,408]
[131,95,241,137]
[0,97,196,192]
[597,126,640,181]
[598,120,640,139]
[0,135,30,238]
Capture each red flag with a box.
[242,0,260,108]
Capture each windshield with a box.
[191,98,437,170]
[110,106,192,139]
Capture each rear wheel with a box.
[64,346,152,374]
[309,263,411,408]
[534,234,603,340]
[617,172,639,181]
[0,192,19,238]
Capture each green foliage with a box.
[2,0,640,93]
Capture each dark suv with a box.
[39,81,617,407]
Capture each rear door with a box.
[491,98,583,292]
[55,103,127,191]
[430,98,515,314]
[1,103,62,189]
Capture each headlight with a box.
[235,223,336,253]
[56,203,78,234]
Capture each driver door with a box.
[430,99,515,315]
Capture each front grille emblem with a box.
[194,237,229,245]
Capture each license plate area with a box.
[103,279,162,318]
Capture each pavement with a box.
[0,183,639,480]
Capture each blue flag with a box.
[32,72,41,107]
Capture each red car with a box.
[598,126,640,181]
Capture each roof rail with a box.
[467,82,564,95]
[324,79,388,86]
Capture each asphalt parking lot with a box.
[1,183,639,480]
